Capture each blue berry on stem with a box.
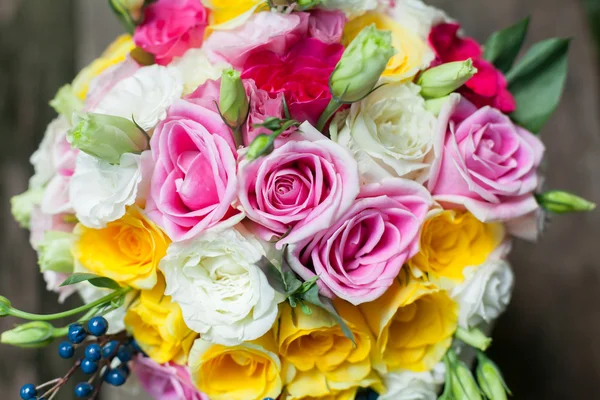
[117,344,132,363]
[81,359,98,375]
[19,384,37,400]
[58,341,75,359]
[84,343,102,362]
[102,340,119,359]
[74,382,93,398]
[87,316,108,337]
[67,323,87,344]
[104,368,127,387]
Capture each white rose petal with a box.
[379,363,446,400]
[389,0,451,39]
[160,227,282,346]
[168,49,230,95]
[94,65,183,131]
[333,82,436,183]
[70,151,148,229]
[452,260,515,329]
[320,0,379,17]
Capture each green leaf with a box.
[301,285,356,345]
[108,0,136,34]
[257,257,288,294]
[582,0,600,58]
[507,38,570,133]
[484,17,530,73]
[60,273,121,290]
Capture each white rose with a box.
[94,65,183,131]
[332,82,436,183]
[159,227,282,346]
[168,50,230,95]
[320,0,379,17]
[389,0,450,39]
[69,151,150,229]
[452,260,514,329]
[380,363,445,400]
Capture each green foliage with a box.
[60,273,121,290]
[484,17,530,73]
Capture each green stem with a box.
[8,287,131,322]
[232,126,244,149]
[316,98,343,133]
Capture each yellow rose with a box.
[359,273,458,373]
[73,207,170,290]
[203,0,267,30]
[72,34,135,99]
[408,211,505,283]
[188,333,282,400]
[277,302,383,400]
[124,274,196,364]
[343,12,434,82]
[287,388,358,400]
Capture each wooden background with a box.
[0,0,598,399]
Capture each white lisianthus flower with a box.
[452,260,514,329]
[69,151,150,229]
[159,227,282,346]
[168,49,230,95]
[331,82,436,183]
[379,363,445,400]
[29,116,70,188]
[94,65,183,131]
[320,0,378,17]
[389,0,450,39]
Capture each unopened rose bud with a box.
[536,191,596,214]
[38,231,77,274]
[247,134,275,161]
[68,113,149,164]
[330,25,396,103]
[50,84,84,124]
[418,59,478,99]
[219,68,249,130]
[476,353,511,400]
[10,187,45,229]
[1,321,55,348]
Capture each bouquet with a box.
[3,1,594,399]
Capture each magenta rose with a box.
[133,355,207,400]
[287,178,431,305]
[133,0,209,65]
[238,123,360,248]
[428,95,545,222]
[146,99,242,241]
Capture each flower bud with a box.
[0,296,11,317]
[68,113,149,165]
[113,0,144,20]
[50,84,84,124]
[247,134,275,161]
[455,327,492,351]
[37,231,77,273]
[476,353,511,400]
[10,187,45,229]
[424,95,452,117]
[1,321,55,348]
[451,360,483,400]
[219,68,250,129]
[417,59,478,99]
[536,191,596,214]
[330,24,396,103]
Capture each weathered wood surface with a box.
[0,1,598,399]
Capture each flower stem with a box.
[316,98,343,133]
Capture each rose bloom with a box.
[238,123,360,247]
[429,23,516,113]
[133,355,208,400]
[288,178,431,305]
[308,9,346,45]
[428,95,545,223]
[242,37,344,125]
[134,0,209,65]
[146,98,242,242]
[73,207,170,290]
[188,335,283,400]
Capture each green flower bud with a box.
[50,84,84,124]
[247,134,275,161]
[37,231,77,273]
[68,113,149,165]
[1,321,55,348]
[452,361,483,400]
[10,187,45,229]
[476,353,511,400]
[424,95,452,117]
[0,296,11,317]
[220,68,249,129]
[536,191,596,214]
[330,24,396,103]
[418,59,478,99]
[455,327,492,351]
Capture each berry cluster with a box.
[19,316,144,400]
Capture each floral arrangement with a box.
[3,1,595,400]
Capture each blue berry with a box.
[58,341,75,359]
[102,340,119,359]
[87,316,108,337]
[74,382,93,398]
[19,384,37,400]
[84,343,102,362]
[117,345,132,362]
[81,359,98,375]
[104,368,127,386]
[67,323,87,344]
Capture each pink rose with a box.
[146,99,242,241]
[238,124,360,248]
[134,0,209,65]
[30,206,75,249]
[133,355,207,400]
[287,178,431,305]
[242,37,344,125]
[204,12,309,69]
[428,95,545,222]
[308,9,346,44]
